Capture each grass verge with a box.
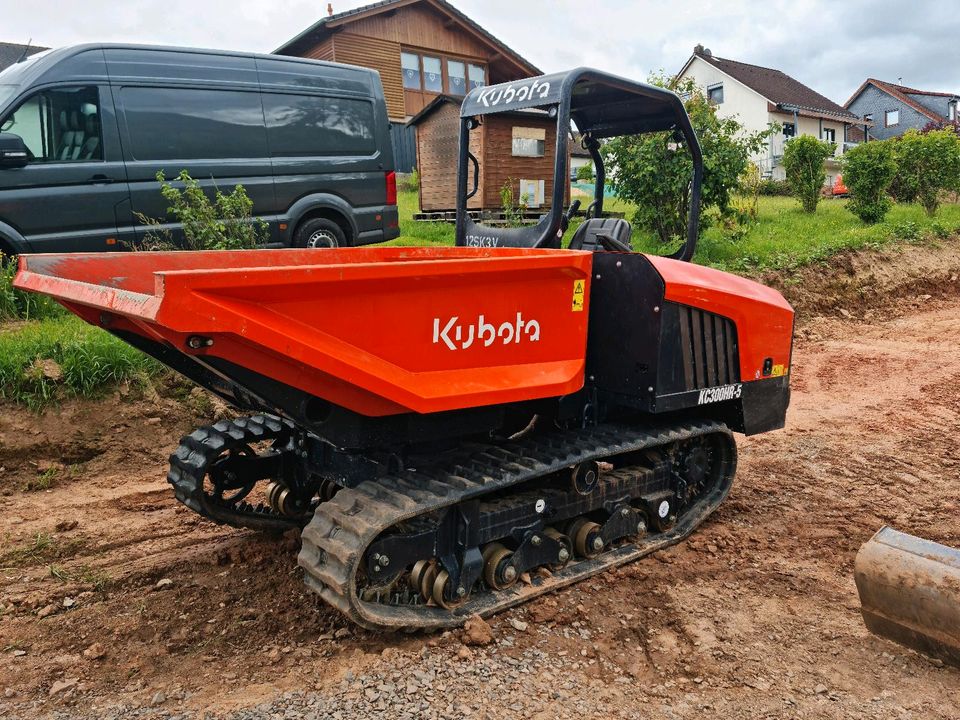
[0,315,162,408]
[388,191,960,273]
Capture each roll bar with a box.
[454,67,703,261]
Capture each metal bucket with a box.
[854,526,960,667]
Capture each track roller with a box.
[432,569,469,610]
[570,460,601,495]
[569,518,604,559]
[482,543,518,590]
[544,527,573,570]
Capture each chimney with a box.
[694,43,704,55]
[327,3,333,16]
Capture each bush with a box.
[782,135,835,213]
[757,179,792,196]
[137,170,267,250]
[891,129,960,216]
[842,140,897,223]
[575,163,595,182]
[603,74,770,246]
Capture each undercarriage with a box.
[167,414,735,630]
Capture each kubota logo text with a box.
[476,78,551,107]
[433,313,541,351]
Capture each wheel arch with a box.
[0,221,29,258]
[287,195,357,246]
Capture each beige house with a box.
[678,46,863,185]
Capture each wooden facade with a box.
[412,98,569,212]
[277,0,540,123]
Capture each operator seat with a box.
[568,217,633,252]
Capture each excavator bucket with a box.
[854,526,960,667]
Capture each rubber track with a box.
[167,414,301,532]
[298,419,736,631]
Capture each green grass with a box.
[0,314,161,408]
[388,191,960,273]
[0,255,65,321]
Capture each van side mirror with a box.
[0,133,29,168]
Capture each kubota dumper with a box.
[14,69,794,630]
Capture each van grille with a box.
[676,306,739,390]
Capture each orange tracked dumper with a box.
[15,69,794,630]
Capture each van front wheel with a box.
[293,218,346,249]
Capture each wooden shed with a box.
[410,95,570,214]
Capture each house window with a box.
[512,126,545,157]
[783,122,796,137]
[422,56,443,93]
[447,60,466,96]
[707,84,723,104]
[950,102,957,122]
[864,113,873,122]
[823,128,835,143]
[401,52,421,90]
[468,63,485,91]
[885,109,899,127]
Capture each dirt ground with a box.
[1,246,959,719]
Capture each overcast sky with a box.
[3,0,957,104]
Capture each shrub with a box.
[842,140,897,223]
[499,178,528,227]
[137,170,268,250]
[891,129,960,216]
[890,220,922,243]
[782,135,835,213]
[575,163,595,182]
[603,74,770,246]
[757,178,792,196]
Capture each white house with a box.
[678,46,864,186]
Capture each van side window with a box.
[263,94,376,156]
[0,86,102,163]
[119,87,268,160]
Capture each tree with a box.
[782,135,835,213]
[602,74,769,246]
[575,163,595,182]
[842,140,897,223]
[891,129,960,216]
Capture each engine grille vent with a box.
[677,306,739,390]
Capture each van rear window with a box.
[120,86,268,160]
[263,94,376,156]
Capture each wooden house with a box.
[409,95,569,214]
[274,0,541,173]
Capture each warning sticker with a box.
[572,279,585,312]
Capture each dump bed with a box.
[15,247,593,416]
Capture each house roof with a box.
[681,48,859,122]
[275,0,541,77]
[0,41,48,72]
[569,132,591,157]
[844,78,958,124]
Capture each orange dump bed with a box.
[15,247,593,416]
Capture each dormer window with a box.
[707,83,724,105]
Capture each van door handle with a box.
[90,174,114,184]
